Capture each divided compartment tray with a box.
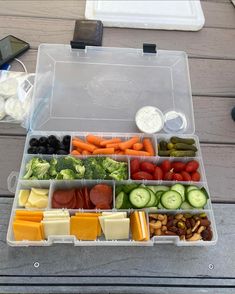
[7,131,218,247]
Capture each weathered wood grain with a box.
[0,16,235,59]
[0,199,233,280]
[8,49,235,97]
[1,96,235,144]
[0,1,234,30]
[0,136,234,201]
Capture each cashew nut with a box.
[197,226,206,234]
[162,215,167,225]
[155,228,162,236]
[150,220,162,230]
[188,233,201,241]
[157,214,165,221]
[192,220,200,232]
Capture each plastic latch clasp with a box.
[70,41,86,49]
[143,43,157,54]
[7,171,19,194]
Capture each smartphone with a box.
[0,35,29,67]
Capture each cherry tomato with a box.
[172,162,186,172]
[140,161,155,174]
[130,159,140,174]
[185,160,199,173]
[191,171,201,182]
[173,173,183,181]
[180,171,191,181]
[132,171,153,180]
[164,171,173,181]
[153,166,163,180]
[160,160,171,173]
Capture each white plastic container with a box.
[7,44,217,246]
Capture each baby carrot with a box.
[82,150,91,155]
[116,150,124,155]
[100,138,121,146]
[73,136,85,142]
[119,137,140,150]
[72,140,96,152]
[86,134,103,146]
[143,138,155,156]
[133,142,144,151]
[93,148,115,155]
[124,149,150,156]
[71,150,81,155]
[106,143,121,149]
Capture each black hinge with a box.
[70,41,86,49]
[143,43,157,54]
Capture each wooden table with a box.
[0,1,235,293]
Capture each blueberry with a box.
[56,149,68,155]
[37,146,47,154]
[47,147,55,154]
[39,136,48,146]
[48,135,58,147]
[62,135,71,146]
[28,147,37,154]
[29,138,39,147]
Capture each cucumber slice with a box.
[161,191,182,210]
[115,192,132,209]
[171,184,185,201]
[186,185,199,193]
[155,191,164,206]
[187,190,207,208]
[146,189,157,207]
[181,201,193,210]
[201,187,209,199]
[115,185,124,196]
[122,183,139,194]
[158,202,165,209]
[129,188,150,208]
[153,186,170,193]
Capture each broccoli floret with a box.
[56,156,83,172]
[48,158,58,177]
[23,158,34,179]
[59,169,77,180]
[75,165,85,179]
[31,158,50,179]
[102,157,127,173]
[83,157,106,179]
[109,168,128,181]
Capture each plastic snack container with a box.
[7,44,218,247]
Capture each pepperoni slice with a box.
[89,184,113,206]
[95,203,111,210]
[75,189,85,209]
[66,196,77,209]
[52,197,63,208]
[53,189,75,205]
[82,187,93,209]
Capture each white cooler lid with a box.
[29,44,195,134]
[85,0,205,31]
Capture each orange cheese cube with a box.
[13,220,44,241]
[70,216,98,240]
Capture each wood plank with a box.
[0,1,234,30]
[9,49,235,97]
[0,16,235,59]
[0,136,234,202]
[0,0,86,19]
[1,96,235,144]
[0,199,233,279]
[202,1,235,28]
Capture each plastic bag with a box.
[0,70,35,127]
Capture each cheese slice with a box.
[18,190,30,206]
[130,211,149,241]
[74,213,101,236]
[14,216,42,223]
[102,212,127,217]
[70,216,98,240]
[42,219,70,239]
[43,210,69,217]
[104,218,130,240]
[27,191,48,209]
[138,211,149,241]
[99,212,125,233]
[31,188,49,195]
[15,210,43,219]
[13,220,43,241]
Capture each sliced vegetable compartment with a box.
[26,134,71,155]
[149,211,216,245]
[21,155,128,181]
[130,157,205,182]
[157,135,200,157]
[115,182,211,210]
[71,133,156,157]
[49,180,114,210]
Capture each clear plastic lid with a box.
[30,44,195,134]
